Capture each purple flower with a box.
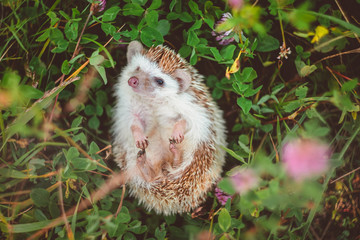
[212,13,236,45]
[214,187,233,205]
[91,0,106,13]
[98,0,106,12]
[230,169,259,195]
[228,0,244,10]
[282,138,331,181]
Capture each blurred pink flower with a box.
[91,0,106,13]
[214,187,232,205]
[282,138,331,181]
[228,0,244,10]
[212,13,236,45]
[230,169,259,195]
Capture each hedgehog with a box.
[112,41,227,215]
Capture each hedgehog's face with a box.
[126,55,181,99]
[125,41,192,100]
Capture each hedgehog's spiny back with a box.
[146,45,188,75]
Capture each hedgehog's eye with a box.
[155,77,164,86]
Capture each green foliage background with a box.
[1,0,360,239]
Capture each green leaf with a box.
[218,178,236,195]
[145,10,159,27]
[179,12,193,22]
[123,232,137,240]
[84,105,96,116]
[95,104,103,116]
[71,116,83,129]
[69,53,84,64]
[169,0,177,12]
[187,30,200,46]
[341,79,358,92]
[19,85,44,100]
[210,47,222,61]
[212,88,223,100]
[72,157,96,170]
[66,147,80,160]
[96,91,108,106]
[90,52,105,66]
[59,10,71,20]
[148,0,162,10]
[221,45,236,60]
[94,65,108,85]
[49,28,64,42]
[295,85,308,99]
[83,37,115,68]
[64,21,78,41]
[283,101,301,113]
[36,30,49,42]
[260,124,273,133]
[189,48,197,65]
[295,60,317,77]
[89,115,100,129]
[167,12,179,20]
[156,19,170,36]
[51,39,69,53]
[132,0,147,5]
[189,19,202,31]
[30,188,50,207]
[140,26,164,47]
[221,146,246,164]
[155,224,166,240]
[101,22,116,35]
[256,34,280,52]
[218,208,231,232]
[123,3,144,16]
[179,45,191,58]
[244,85,262,97]
[204,17,215,29]
[89,141,100,155]
[61,60,71,75]
[188,1,202,15]
[240,67,257,83]
[237,97,252,114]
[0,168,27,178]
[47,11,59,26]
[117,212,131,224]
[103,6,121,22]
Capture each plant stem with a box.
[71,11,93,60]
[0,110,6,161]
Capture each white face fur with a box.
[123,41,192,100]
[125,54,182,99]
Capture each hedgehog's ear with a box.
[127,41,143,62]
[173,69,191,92]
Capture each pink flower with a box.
[282,138,331,181]
[98,0,106,12]
[214,187,232,205]
[230,169,259,195]
[91,0,106,13]
[228,0,244,10]
[212,13,236,45]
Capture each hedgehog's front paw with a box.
[135,136,149,149]
[169,133,184,144]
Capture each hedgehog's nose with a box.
[128,77,139,88]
